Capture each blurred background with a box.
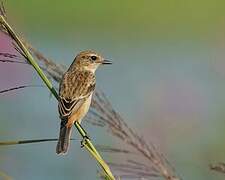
[1,0,225,179]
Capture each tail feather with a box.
[56,125,72,154]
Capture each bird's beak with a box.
[101,59,112,65]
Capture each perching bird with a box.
[56,50,111,154]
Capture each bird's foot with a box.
[81,135,90,148]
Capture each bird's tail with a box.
[56,124,72,155]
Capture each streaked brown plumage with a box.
[56,50,111,154]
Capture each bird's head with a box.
[72,50,111,72]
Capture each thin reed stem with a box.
[0,138,59,145]
[0,85,43,94]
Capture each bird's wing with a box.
[58,71,95,120]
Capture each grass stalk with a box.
[0,138,59,145]
[0,15,115,180]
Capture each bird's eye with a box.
[91,56,97,61]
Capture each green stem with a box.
[0,16,58,100]
[0,138,59,145]
[75,122,115,179]
[0,15,115,180]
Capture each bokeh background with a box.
[1,0,225,179]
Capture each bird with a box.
[56,50,111,154]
